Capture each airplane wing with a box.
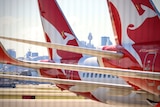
[0,73,138,95]
[8,60,160,80]
[0,41,160,81]
[0,36,123,59]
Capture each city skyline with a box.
[6,35,113,58]
[0,0,115,57]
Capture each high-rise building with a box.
[7,49,16,58]
[32,52,38,57]
[26,49,32,58]
[101,36,112,46]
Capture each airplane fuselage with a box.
[38,47,160,105]
[102,43,160,96]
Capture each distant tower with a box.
[101,36,112,46]
[88,32,93,45]
[7,49,16,58]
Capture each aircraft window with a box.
[108,75,110,78]
[103,74,106,78]
[99,74,102,78]
[112,76,114,78]
[87,73,89,78]
[83,73,85,77]
[91,73,93,78]
[95,73,98,78]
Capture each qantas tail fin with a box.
[38,0,82,63]
[107,0,160,45]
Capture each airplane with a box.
[0,0,160,106]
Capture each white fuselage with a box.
[57,56,153,106]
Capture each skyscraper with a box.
[7,49,16,58]
[101,36,112,46]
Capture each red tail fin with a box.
[107,0,160,45]
[38,0,82,63]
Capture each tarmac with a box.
[0,99,152,107]
[0,99,109,107]
[0,85,152,107]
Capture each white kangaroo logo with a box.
[41,16,75,63]
[128,5,157,30]
[110,0,157,66]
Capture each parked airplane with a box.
[0,0,160,106]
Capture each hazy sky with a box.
[0,0,114,57]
